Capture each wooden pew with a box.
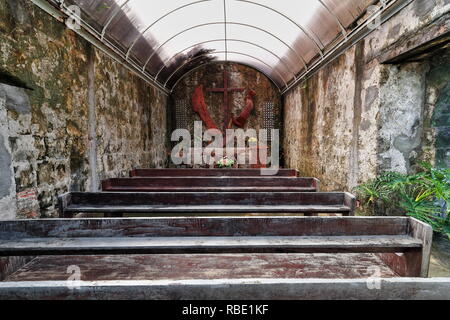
[0,216,444,300]
[130,168,298,177]
[102,177,320,192]
[58,191,355,218]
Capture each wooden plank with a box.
[375,252,422,278]
[377,218,433,278]
[408,218,433,277]
[63,204,352,214]
[344,193,356,214]
[0,217,410,239]
[103,186,318,192]
[3,253,401,281]
[66,192,347,206]
[130,168,299,177]
[0,235,423,256]
[102,177,320,192]
[58,192,355,217]
[0,278,449,300]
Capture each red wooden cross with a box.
[206,69,245,132]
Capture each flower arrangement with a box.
[216,156,235,168]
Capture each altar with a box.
[178,146,269,168]
[170,63,282,169]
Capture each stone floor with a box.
[429,235,450,277]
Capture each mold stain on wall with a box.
[0,0,168,218]
[283,0,450,192]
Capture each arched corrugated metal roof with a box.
[45,0,409,93]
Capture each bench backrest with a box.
[0,217,413,238]
[60,191,354,207]
[102,177,320,191]
[130,168,298,177]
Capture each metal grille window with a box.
[262,101,275,141]
[175,99,188,129]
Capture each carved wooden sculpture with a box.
[192,85,257,131]
[192,85,219,130]
[192,69,257,132]
[233,89,256,128]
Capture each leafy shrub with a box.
[355,163,449,239]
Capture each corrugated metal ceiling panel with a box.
[59,0,387,90]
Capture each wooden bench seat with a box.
[0,216,439,299]
[0,217,432,277]
[0,235,423,256]
[2,253,403,282]
[130,168,298,177]
[58,192,355,217]
[102,177,320,192]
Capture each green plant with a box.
[355,163,450,239]
[355,172,404,205]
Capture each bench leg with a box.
[403,250,423,277]
[62,212,75,218]
[304,213,320,217]
[376,250,423,277]
[104,213,124,218]
[342,212,351,216]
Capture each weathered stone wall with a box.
[377,63,428,174]
[425,52,450,169]
[0,0,168,219]
[284,47,358,191]
[94,50,168,181]
[283,0,450,192]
